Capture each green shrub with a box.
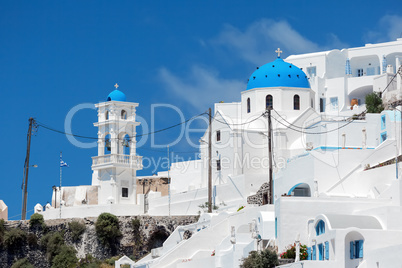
[29,213,45,229]
[51,245,77,268]
[240,249,279,268]
[78,254,102,268]
[27,233,38,247]
[40,232,53,249]
[40,232,65,262]
[4,228,27,251]
[68,221,86,241]
[0,219,5,247]
[95,213,122,251]
[279,243,308,260]
[365,92,384,113]
[0,219,5,234]
[11,258,34,268]
[103,256,119,265]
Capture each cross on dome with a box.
[114,83,119,89]
[275,48,283,58]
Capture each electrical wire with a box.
[213,113,265,126]
[36,112,207,140]
[272,115,355,134]
[381,66,402,94]
[272,108,356,130]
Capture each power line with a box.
[271,113,357,134]
[214,113,265,126]
[381,66,402,94]
[36,112,207,140]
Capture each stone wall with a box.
[0,215,198,268]
[247,182,270,206]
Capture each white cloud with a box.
[210,19,338,66]
[159,66,245,111]
[159,19,347,109]
[365,15,402,43]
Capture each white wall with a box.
[40,203,144,220]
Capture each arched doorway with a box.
[288,183,311,196]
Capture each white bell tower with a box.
[91,84,143,205]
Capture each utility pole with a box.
[22,117,35,220]
[167,145,171,216]
[266,108,274,204]
[208,108,212,213]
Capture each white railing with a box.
[92,154,142,168]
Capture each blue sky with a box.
[1,0,402,220]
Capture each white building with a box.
[135,39,402,268]
[39,39,402,268]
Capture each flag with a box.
[60,153,69,167]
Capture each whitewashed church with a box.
[39,39,402,268]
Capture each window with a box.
[381,115,386,130]
[266,95,273,109]
[357,68,364,77]
[216,130,221,142]
[318,243,323,261]
[122,187,128,198]
[320,98,326,112]
[381,132,387,143]
[247,98,251,113]
[123,134,130,155]
[350,240,364,259]
[217,160,221,171]
[105,111,109,120]
[315,220,325,236]
[325,241,329,260]
[367,67,375,76]
[312,245,316,260]
[307,247,311,260]
[104,134,111,154]
[330,97,338,110]
[307,66,316,77]
[121,110,127,119]
[294,95,300,110]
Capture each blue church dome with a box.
[247,58,310,90]
[107,89,126,102]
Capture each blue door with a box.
[325,241,329,260]
[312,245,316,260]
[318,244,323,260]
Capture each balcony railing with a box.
[92,154,142,169]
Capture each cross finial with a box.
[275,48,283,58]
[114,83,119,89]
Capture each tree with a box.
[240,249,279,268]
[51,245,77,268]
[4,228,27,252]
[11,258,34,268]
[365,92,384,113]
[95,213,122,252]
[29,213,46,229]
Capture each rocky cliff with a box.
[0,215,198,268]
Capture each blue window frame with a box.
[325,241,329,260]
[381,115,386,130]
[312,245,316,260]
[307,247,311,260]
[330,97,338,110]
[350,241,355,259]
[381,132,387,143]
[315,220,325,236]
[350,240,364,259]
[318,244,323,260]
